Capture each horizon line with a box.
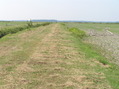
[0,19,119,23]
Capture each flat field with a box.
[0,22,119,89]
[0,22,27,30]
[66,22,119,34]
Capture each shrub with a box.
[27,20,33,27]
[69,28,86,38]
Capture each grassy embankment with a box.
[67,25,119,89]
[0,23,119,88]
[0,23,53,89]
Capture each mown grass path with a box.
[0,24,112,89]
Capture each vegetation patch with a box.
[69,28,86,38]
[0,22,50,38]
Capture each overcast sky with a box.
[0,0,119,21]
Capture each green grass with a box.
[0,21,27,31]
[0,21,27,26]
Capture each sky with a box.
[0,0,119,21]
